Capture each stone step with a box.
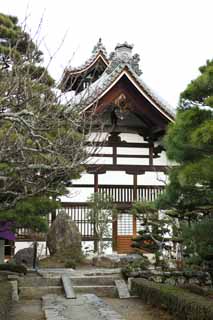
[19,286,63,299]
[18,277,61,287]
[19,284,118,299]
[71,275,121,286]
[18,275,121,287]
[74,285,117,298]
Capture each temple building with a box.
[58,39,175,253]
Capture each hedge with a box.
[0,280,12,320]
[131,278,213,320]
[0,263,27,274]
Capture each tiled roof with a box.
[65,41,175,120]
[65,38,108,74]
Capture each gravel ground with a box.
[103,298,174,320]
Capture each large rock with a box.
[47,213,82,263]
[13,247,35,267]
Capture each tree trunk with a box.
[0,239,5,264]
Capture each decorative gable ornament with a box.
[108,42,142,76]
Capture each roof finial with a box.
[92,38,107,55]
[107,41,142,76]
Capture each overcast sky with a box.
[1,0,213,108]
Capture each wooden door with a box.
[116,213,137,253]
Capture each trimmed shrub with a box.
[179,284,209,297]
[0,263,27,274]
[132,278,213,320]
[122,257,150,278]
[0,280,12,320]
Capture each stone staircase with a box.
[18,269,123,299]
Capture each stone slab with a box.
[42,294,124,320]
[115,280,130,298]
[62,275,76,299]
[10,280,19,301]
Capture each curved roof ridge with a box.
[65,39,108,75]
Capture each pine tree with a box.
[131,202,172,268]
[157,58,213,269]
[180,59,213,107]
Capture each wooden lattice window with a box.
[117,214,133,235]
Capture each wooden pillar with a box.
[94,173,98,252]
[0,240,4,264]
[133,174,137,201]
[133,174,137,236]
[94,173,98,192]
[113,146,117,165]
[51,195,57,223]
[149,142,154,166]
[112,218,118,252]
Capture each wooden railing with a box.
[98,185,164,202]
[16,185,165,241]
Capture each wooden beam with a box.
[86,141,149,148]
[90,153,151,158]
[69,184,164,188]
[86,164,169,174]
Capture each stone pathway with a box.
[42,294,124,320]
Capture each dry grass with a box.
[38,256,66,268]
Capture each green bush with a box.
[122,256,150,278]
[0,263,27,274]
[132,278,213,320]
[0,280,12,320]
[179,284,209,297]
[64,260,77,269]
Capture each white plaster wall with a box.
[98,171,133,185]
[73,172,94,184]
[117,147,149,155]
[137,172,167,186]
[154,150,171,166]
[87,132,109,142]
[86,156,113,165]
[120,133,145,143]
[60,187,94,202]
[61,132,169,203]
[117,157,149,165]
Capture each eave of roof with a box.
[64,51,109,76]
